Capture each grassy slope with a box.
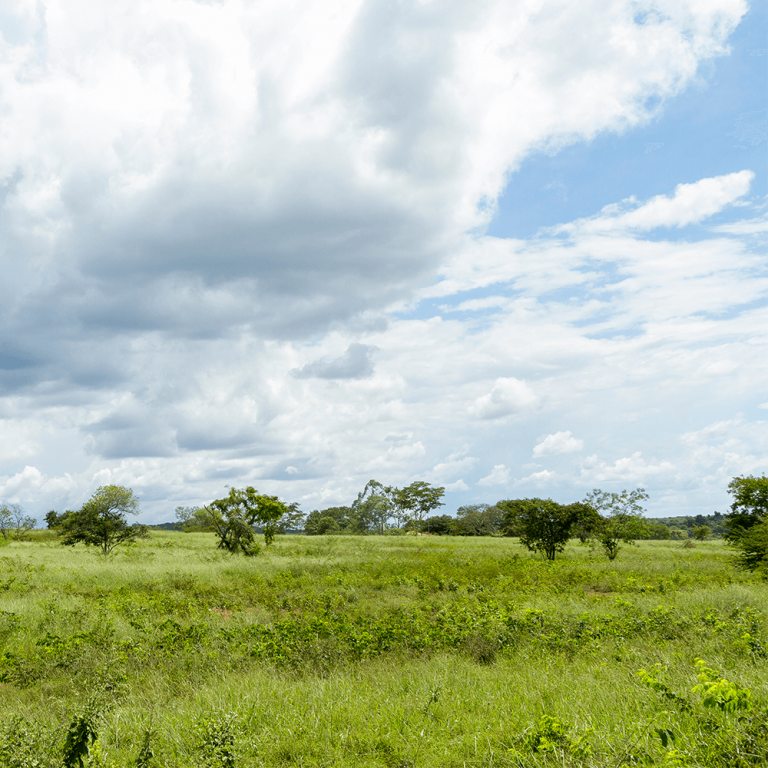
[0,532,766,766]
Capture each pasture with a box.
[0,532,766,766]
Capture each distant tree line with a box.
[27,472,768,571]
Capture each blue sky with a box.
[0,0,766,522]
[488,2,767,239]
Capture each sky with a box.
[0,0,766,523]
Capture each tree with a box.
[45,510,73,529]
[453,504,503,536]
[351,480,394,534]
[175,505,215,532]
[418,514,456,535]
[61,486,147,555]
[275,502,306,534]
[0,503,36,540]
[692,525,710,541]
[0,504,19,539]
[392,481,445,525]
[568,503,602,543]
[724,475,768,542]
[733,518,768,572]
[584,488,649,560]
[206,486,288,553]
[503,498,581,560]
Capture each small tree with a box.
[584,488,649,560]
[206,487,288,554]
[61,485,147,555]
[0,503,36,540]
[724,475,768,542]
[733,518,768,572]
[692,525,710,541]
[504,498,580,560]
[175,506,214,532]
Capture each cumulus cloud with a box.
[292,344,377,380]
[478,464,510,486]
[421,452,478,485]
[0,0,760,520]
[580,452,676,484]
[533,431,584,457]
[469,378,538,420]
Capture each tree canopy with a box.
[206,487,288,554]
[0,503,36,540]
[724,475,768,571]
[60,485,146,555]
[583,488,648,560]
[724,475,768,542]
[502,498,581,560]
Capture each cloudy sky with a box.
[1,0,766,522]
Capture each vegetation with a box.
[59,485,147,555]
[584,488,649,560]
[724,474,768,573]
[0,531,766,766]
[206,486,289,552]
[1,475,766,764]
[0,503,36,541]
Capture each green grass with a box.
[1,533,767,766]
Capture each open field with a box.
[1,532,767,766]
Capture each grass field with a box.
[0,532,766,766]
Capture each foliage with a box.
[584,488,649,560]
[693,524,711,541]
[638,659,768,767]
[566,502,602,543]
[351,480,394,533]
[1,533,766,765]
[503,498,581,560]
[63,701,100,767]
[207,486,288,552]
[453,504,503,536]
[692,658,752,713]
[45,510,74,529]
[652,512,727,538]
[174,506,213,532]
[60,486,147,555]
[274,502,306,533]
[724,475,768,572]
[391,481,445,524]
[305,506,358,535]
[196,712,237,768]
[0,504,37,541]
[725,474,768,542]
[733,518,768,573]
[133,728,154,768]
[418,514,456,535]
[519,714,593,759]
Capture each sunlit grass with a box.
[1,532,766,765]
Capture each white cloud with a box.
[478,464,510,486]
[422,452,478,484]
[469,378,538,420]
[520,469,557,486]
[560,170,754,233]
[0,0,760,520]
[580,452,676,484]
[533,431,584,457]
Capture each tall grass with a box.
[1,533,766,766]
